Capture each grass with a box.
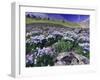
[53,40,73,53]
[26,18,81,28]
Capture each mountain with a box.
[79,18,89,28]
[26,12,90,24]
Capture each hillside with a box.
[26,17,81,28]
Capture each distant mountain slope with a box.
[79,18,89,28]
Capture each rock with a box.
[54,52,89,66]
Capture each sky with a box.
[26,12,89,23]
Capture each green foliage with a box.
[26,43,37,54]
[74,45,83,55]
[54,40,73,53]
[83,52,90,59]
[26,62,34,67]
[35,55,54,66]
[74,45,89,59]
[46,38,57,47]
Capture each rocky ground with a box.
[55,51,89,66]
